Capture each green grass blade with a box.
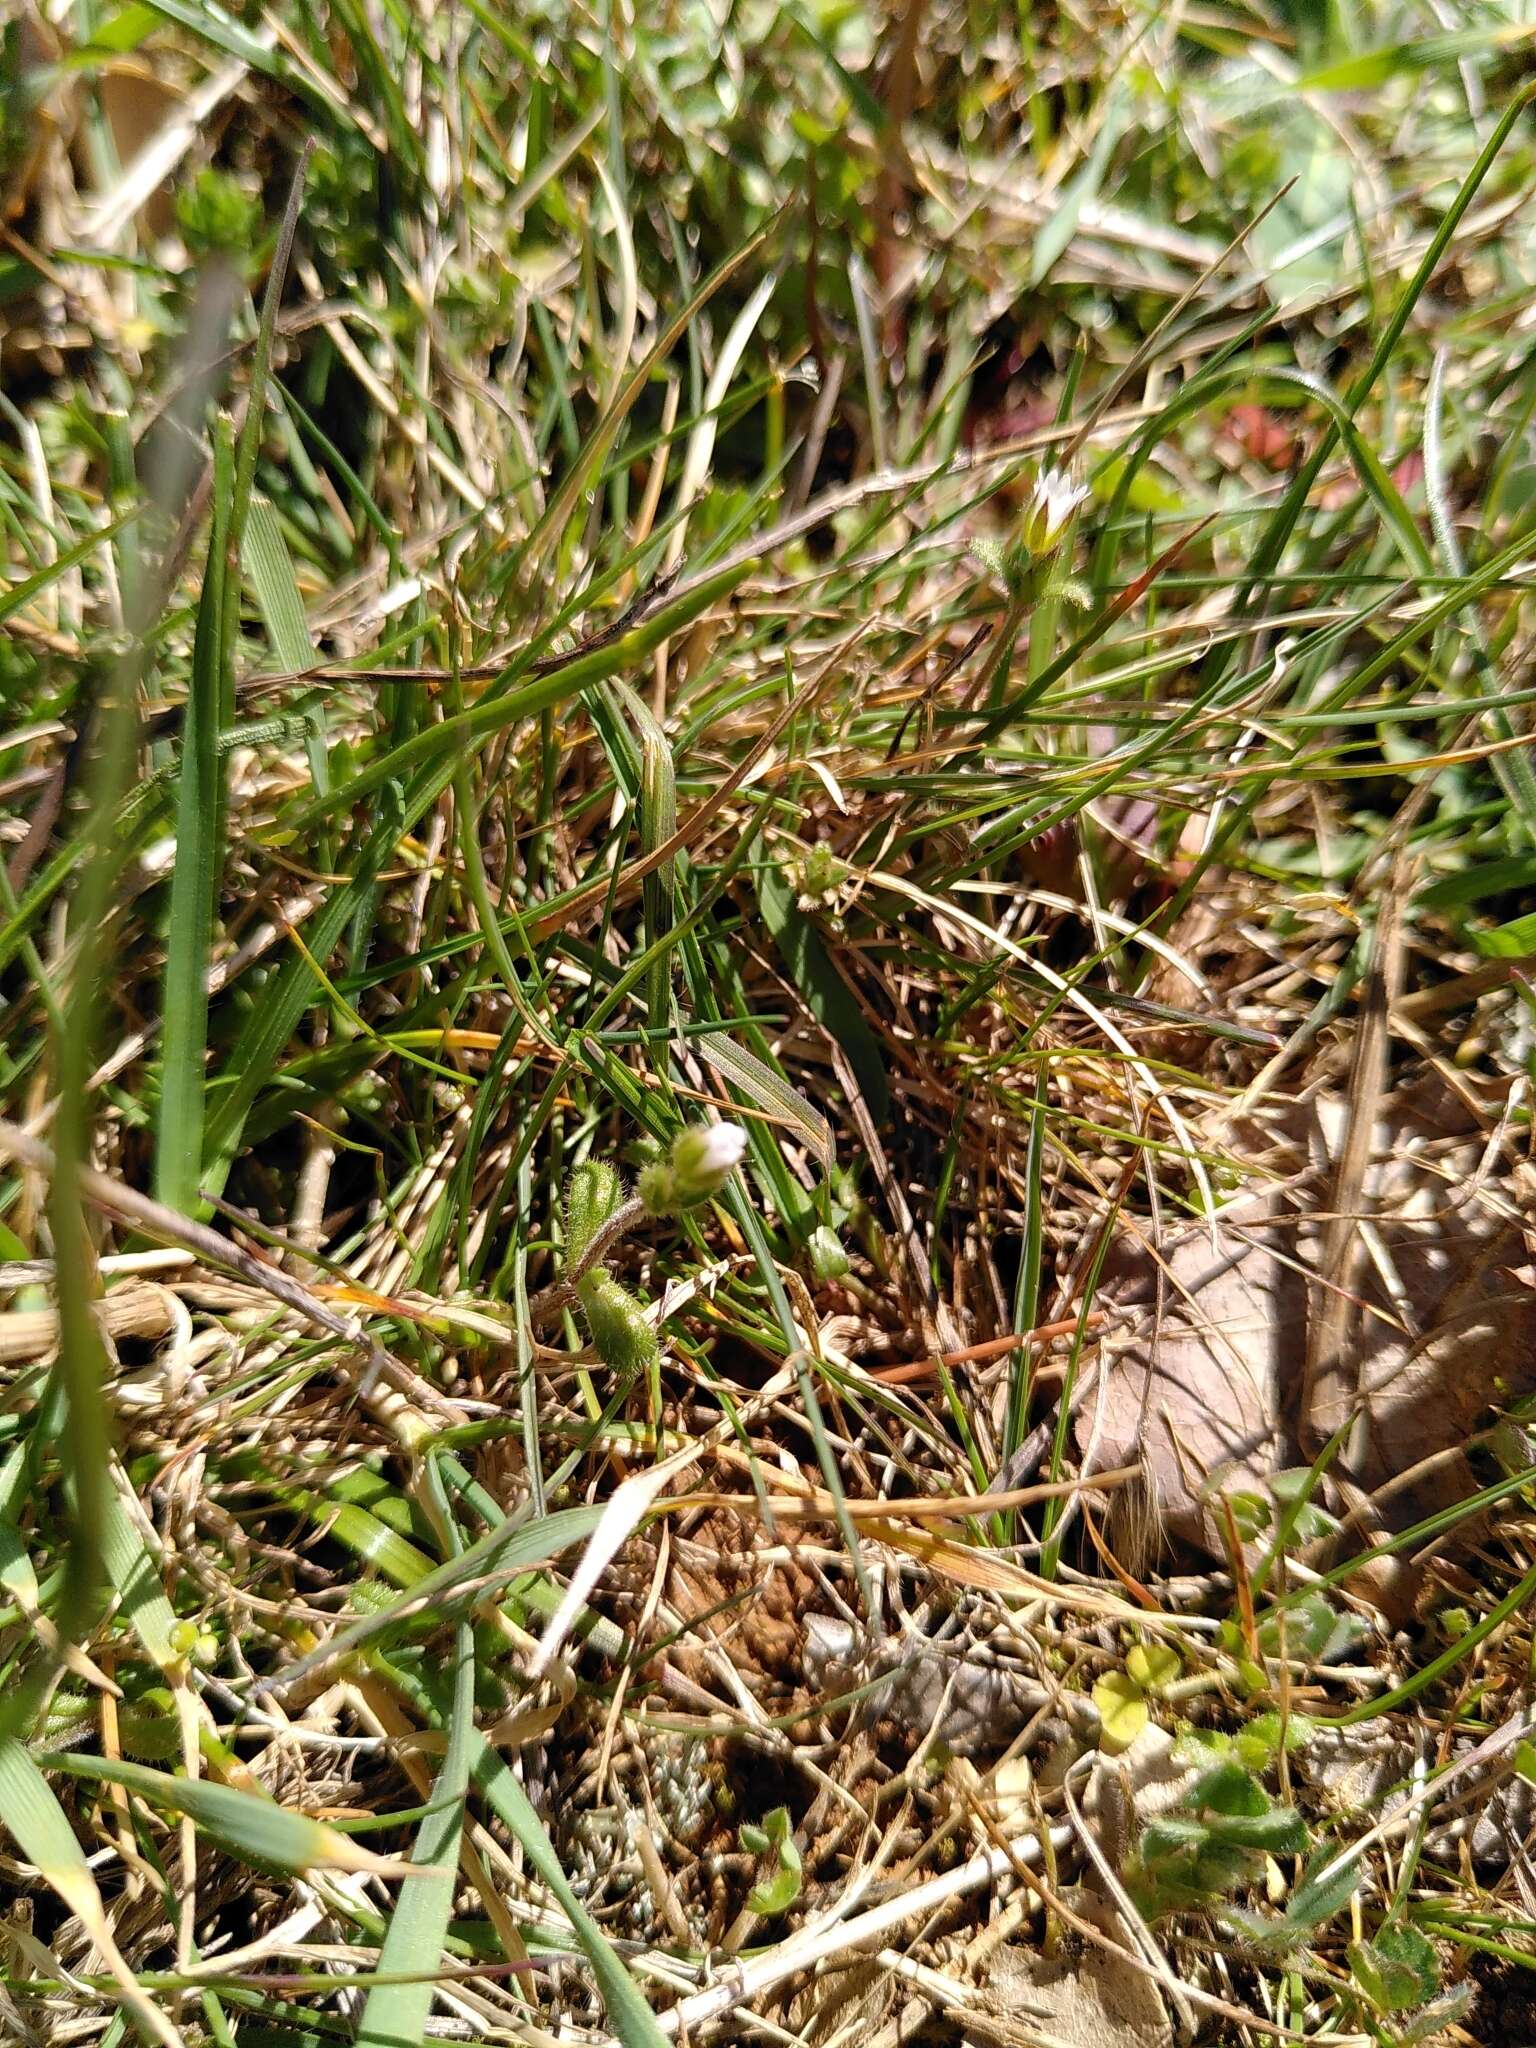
[154,416,234,1213]
[253,1500,608,1700]
[520,210,782,578]
[244,495,318,671]
[382,1654,673,2048]
[42,1750,420,1879]
[154,156,309,1213]
[0,1740,184,2047]
[354,1611,475,2048]
[0,510,139,626]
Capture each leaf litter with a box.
[1083,1082,1536,1613]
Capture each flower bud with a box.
[640,1122,747,1215]
[795,841,842,906]
[807,1226,850,1280]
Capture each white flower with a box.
[641,1121,749,1214]
[674,1121,747,1187]
[1021,467,1089,556]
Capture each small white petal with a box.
[1038,469,1088,536]
[698,1123,748,1173]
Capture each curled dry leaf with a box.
[803,1613,1050,1756]
[1087,1199,1299,1557]
[1080,1092,1536,1583]
[1299,1094,1536,1509]
[1301,1723,1536,1870]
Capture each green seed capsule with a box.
[577,1270,661,1377]
[564,1160,626,1263]
[349,1577,402,1616]
[807,1226,850,1280]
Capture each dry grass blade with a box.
[1299,883,1408,1467]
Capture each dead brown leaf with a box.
[1085,1203,1301,1554]
[1078,1092,1536,1582]
[967,1930,1173,2048]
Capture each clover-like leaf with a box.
[1125,1641,1181,1695]
[1139,1816,1208,1862]
[1201,1806,1308,1855]
[1234,1711,1315,1770]
[1093,1670,1150,1753]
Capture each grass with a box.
[3,1,1536,2043]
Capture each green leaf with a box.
[1,1737,113,1926]
[381,1656,672,2047]
[1031,82,1129,285]
[156,153,309,1215]
[1257,1588,1337,1663]
[700,1031,833,1174]
[741,1804,803,1917]
[1350,1925,1439,2014]
[807,1224,850,1280]
[1191,1842,1253,1897]
[101,1485,180,1670]
[260,1501,611,1700]
[522,211,781,573]
[1126,1642,1180,1694]
[74,1,161,55]
[1172,1728,1232,1768]
[1092,452,1183,516]
[1394,1985,1475,2045]
[1283,1850,1362,1929]
[292,1491,438,1587]
[245,495,326,794]
[1189,1761,1269,1819]
[1094,1670,1150,1753]
[154,410,231,1216]
[1418,857,1536,911]
[202,559,757,1195]
[1200,1806,1307,1855]
[244,496,317,672]
[755,866,888,1119]
[0,510,139,628]
[610,679,677,1035]
[355,1618,475,2048]
[0,1519,38,1608]
[1474,910,1536,959]
[1298,27,1529,92]
[0,1739,180,2047]
[1227,1490,1271,1540]
[0,1440,28,1527]
[1139,1815,1209,1861]
[1235,1712,1315,1770]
